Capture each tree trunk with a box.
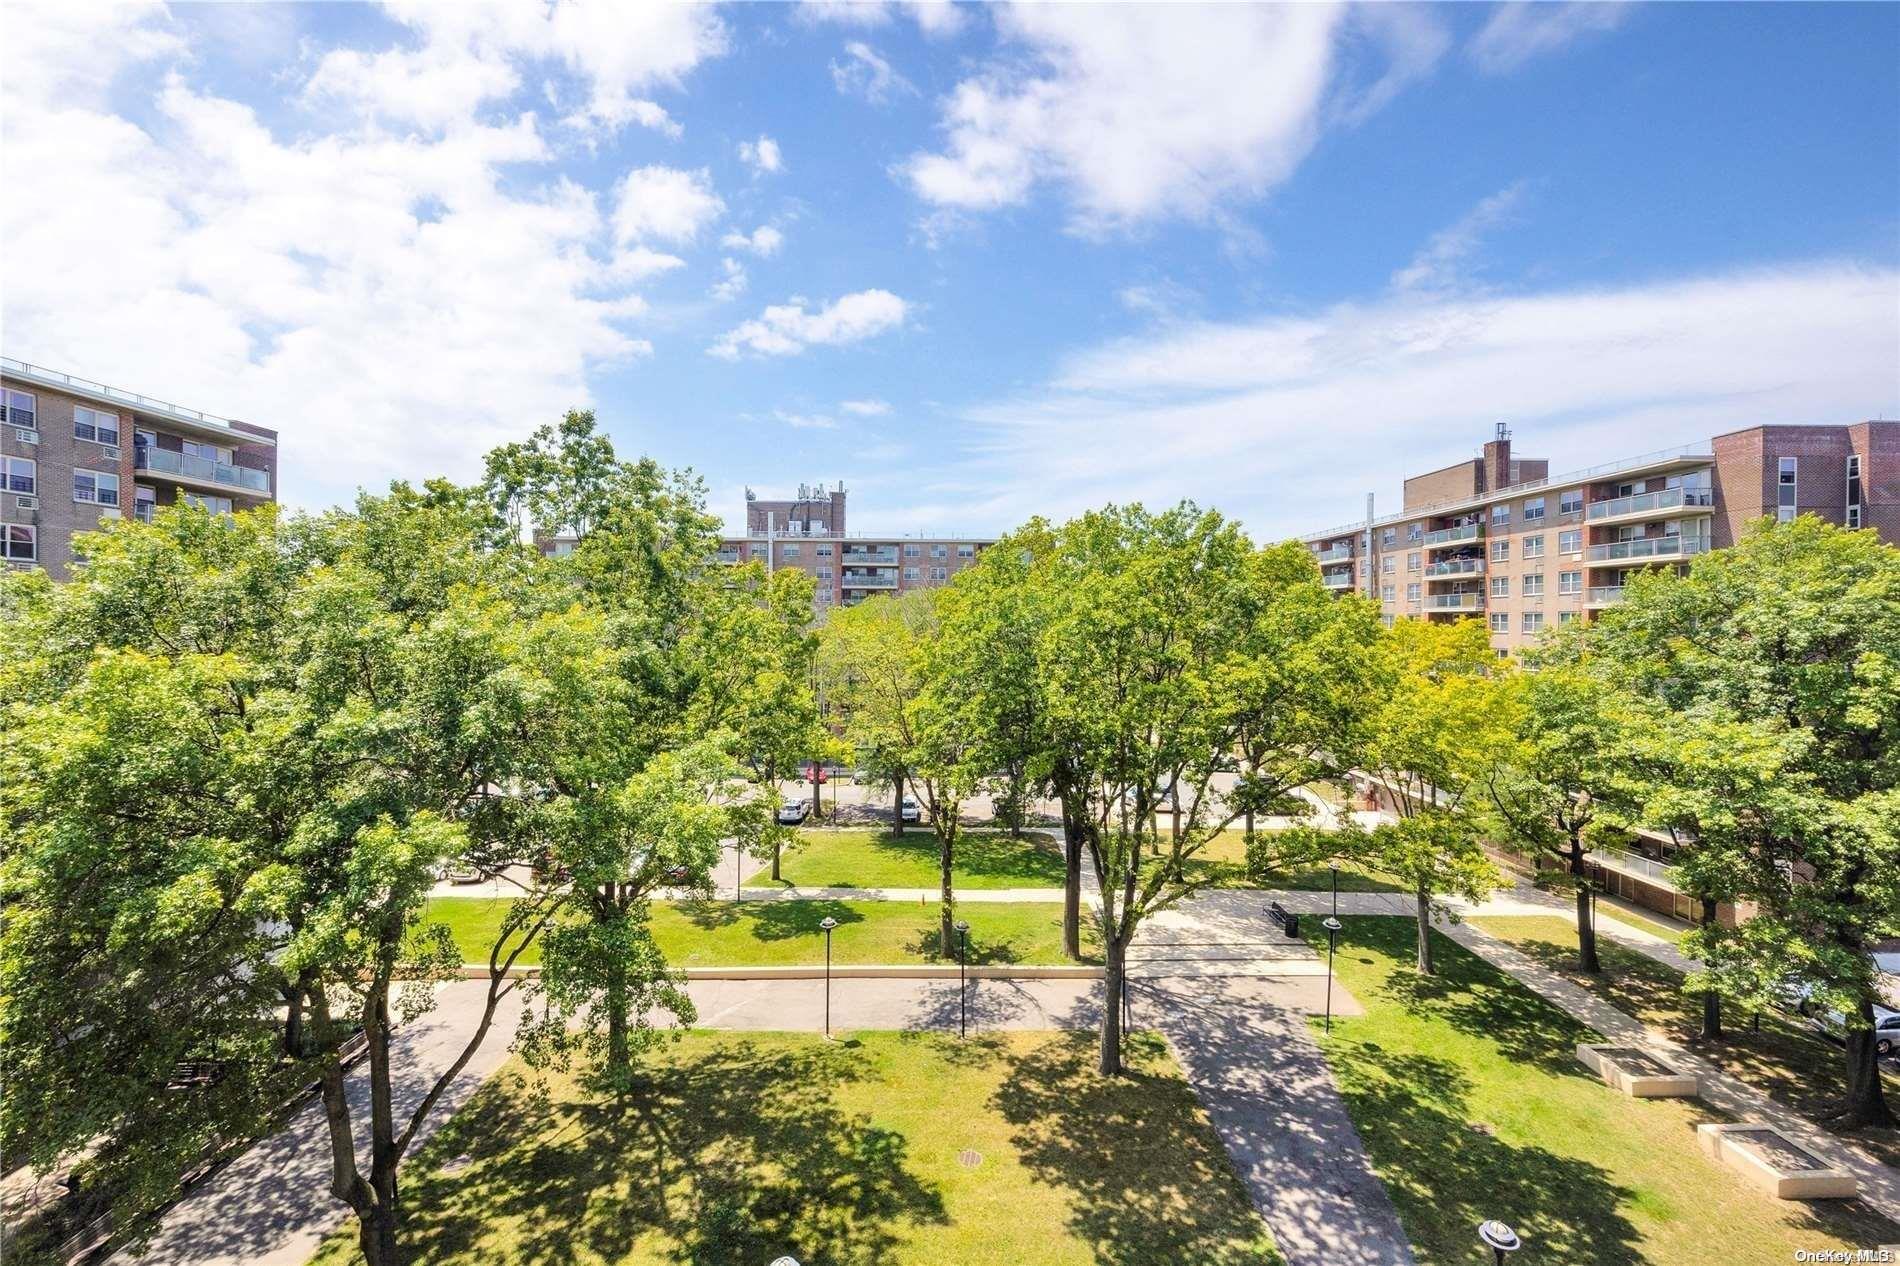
[605,951,630,1088]
[1099,937,1125,1076]
[355,1200,401,1266]
[1414,884,1434,975]
[1567,833,1599,973]
[1169,783,1181,846]
[282,982,306,1057]
[771,839,782,882]
[810,766,821,822]
[1061,809,1082,960]
[1699,896,1721,1040]
[1841,1000,1897,1129]
[939,828,956,956]
[892,769,905,837]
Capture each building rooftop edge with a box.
[1,356,276,448]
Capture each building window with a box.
[3,455,34,494]
[134,486,157,522]
[1407,551,1421,572]
[1406,582,1421,603]
[931,544,948,558]
[1407,523,1422,542]
[1777,457,1797,523]
[1381,527,1397,548]
[1490,576,1509,599]
[750,543,768,558]
[1523,534,1544,558]
[1522,612,1545,634]
[1489,613,1509,633]
[4,389,35,431]
[1382,556,1395,574]
[73,406,120,446]
[1491,539,1510,562]
[3,524,34,561]
[1559,610,1578,624]
[1523,497,1546,522]
[782,543,801,559]
[1558,528,1582,554]
[183,492,233,515]
[811,521,827,534]
[1559,489,1583,518]
[957,543,974,557]
[1490,503,1510,526]
[1847,455,1863,529]
[930,566,947,581]
[1558,570,1582,595]
[903,566,919,581]
[74,468,119,505]
[817,544,833,556]
[816,566,832,579]
[905,543,921,557]
[1522,573,1545,598]
[1380,584,1395,601]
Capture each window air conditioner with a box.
[14,495,38,511]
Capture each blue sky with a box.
[4,1,1896,541]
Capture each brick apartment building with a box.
[1,358,278,579]
[1301,420,1897,655]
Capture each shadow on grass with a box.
[391,1041,946,1266]
[769,829,1067,889]
[671,898,865,941]
[992,1031,1281,1266]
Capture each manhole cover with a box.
[958,1149,982,1169]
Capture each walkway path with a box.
[1443,919,1900,1225]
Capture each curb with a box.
[459,963,1104,982]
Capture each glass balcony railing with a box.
[1321,572,1354,589]
[840,570,898,588]
[1421,523,1482,547]
[1586,535,1709,563]
[840,549,898,565]
[1314,544,1353,563]
[1586,486,1714,521]
[1586,844,1679,890]
[1425,592,1484,611]
[134,446,270,494]
[1586,586,1625,606]
[1423,558,1484,578]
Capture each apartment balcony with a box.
[1586,486,1714,526]
[134,446,270,496]
[840,570,898,589]
[1421,522,1482,548]
[1424,592,1485,611]
[1314,544,1353,563]
[1321,571,1355,590]
[1423,557,1484,578]
[1586,586,1625,608]
[1585,535,1709,565]
[839,548,898,566]
[714,547,742,564]
[1586,844,1680,892]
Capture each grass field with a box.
[1313,916,1900,1263]
[1175,830,1406,892]
[749,827,1068,890]
[426,896,1097,967]
[308,1031,1279,1266]
[1593,900,1690,944]
[1470,915,1900,1168]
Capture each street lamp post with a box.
[819,916,838,1039]
[1330,862,1339,920]
[955,920,971,1039]
[1477,1219,1520,1266]
[1322,915,1343,1034]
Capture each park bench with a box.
[1267,900,1299,938]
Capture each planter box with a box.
[1695,1123,1858,1199]
[1576,1043,1699,1098]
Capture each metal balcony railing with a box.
[840,570,898,588]
[1424,558,1484,578]
[1321,572,1354,589]
[1586,486,1714,521]
[135,446,270,494]
[1586,536,1709,563]
[840,549,898,565]
[1425,592,1484,610]
[1314,544,1353,563]
[1422,523,1482,547]
[1587,586,1625,606]
[1587,844,1679,889]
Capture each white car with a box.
[776,798,810,825]
[900,796,921,823]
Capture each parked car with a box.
[444,864,484,884]
[1792,989,1900,1056]
[777,798,810,825]
[900,796,921,823]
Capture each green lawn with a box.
[1312,916,1900,1263]
[1176,830,1405,892]
[1593,901,1690,944]
[308,1031,1279,1266]
[425,896,1098,967]
[749,827,1068,890]
[1470,915,1900,1168]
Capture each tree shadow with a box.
[991,1031,1280,1266]
[671,898,866,943]
[388,1041,946,1266]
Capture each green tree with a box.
[1578,516,1899,1129]
[1351,617,1510,975]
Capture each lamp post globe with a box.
[769,1258,801,1266]
[1478,1219,1520,1265]
[954,920,972,1039]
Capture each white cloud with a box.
[1469,2,1631,74]
[830,41,916,104]
[721,225,784,257]
[306,2,726,135]
[611,165,724,244]
[711,257,748,302]
[957,264,1900,539]
[775,409,839,430]
[800,1,967,37]
[840,398,891,416]
[603,246,687,282]
[1,3,665,511]
[1391,182,1528,295]
[709,289,910,359]
[1332,4,1452,127]
[737,134,783,174]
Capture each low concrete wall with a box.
[460,963,1104,982]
